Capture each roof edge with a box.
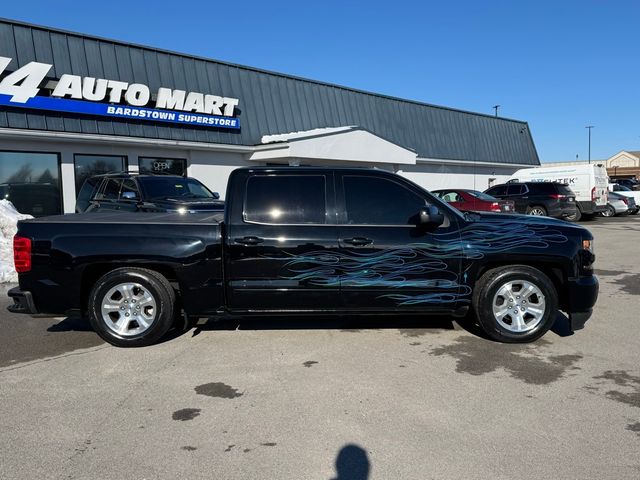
[0,16,530,125]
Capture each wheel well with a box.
[80,263,179,315]
[476,262,567,308]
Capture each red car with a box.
[432,189,515,213]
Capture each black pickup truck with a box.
[8,167,598,347]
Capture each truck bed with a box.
[15,212,224,317]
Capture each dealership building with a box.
[0,18,540,216]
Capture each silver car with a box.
[601,191,636,217]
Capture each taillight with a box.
[591,187,596,201]
[550,194,565,200]
[622,197,629,205]
[13,236,32,273]
[490,202,501,212]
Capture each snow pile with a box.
[0,200,33,283]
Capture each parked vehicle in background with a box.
[610,178,639,191]
[484,182,578,220]
[9,167,598,348]
[76,173,224,213]
[608,184,640,215]
[600,191,635,217]
[508,164,608,221]
[432,189,514,213]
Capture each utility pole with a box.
[586,125,594,163]
[493,105,500,117]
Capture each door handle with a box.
[234,236,264,246]
[344,237,373,247]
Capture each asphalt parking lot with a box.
[1,215,639,480]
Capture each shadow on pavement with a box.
[331,444,370,480]
[47,316,94,332]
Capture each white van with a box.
[509,164,608,221]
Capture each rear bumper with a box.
[7,287,38,314]
[577,200,606,214]
[548,202,578,218]
[567,275,599,331]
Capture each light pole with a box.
[493,105,500,117]
[586,125,594,163]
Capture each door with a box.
[336,173,464,312]
[225,172,340,311]
[505,184,527,213]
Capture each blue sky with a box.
[2,0,639,162]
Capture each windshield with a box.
[139,177,217,200]
[466,190,499,201]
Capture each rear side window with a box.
[506,184,524,195]
[556,184,575,196]
[528,183,557,194]
[441,191,463,203]
[486,185,507,196]
[244,175,326,224]
[343,175,427,225]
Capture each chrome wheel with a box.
[100,282,157,336]
[528,207,546,216]
[601,205,615,217]
[492,280,546,333]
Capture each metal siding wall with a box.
[0,20,539,166]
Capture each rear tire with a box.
[567,207,582,222]
[472,266,558,343]
[87,268,176,347]
[526,205,547,216]
[600,205,616,217]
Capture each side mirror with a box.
[418,206,444,228]
[212,192,220,199]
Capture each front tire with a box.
[87,268,176,347]
[472,266,558,343]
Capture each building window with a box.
[74,154,127,194]
[0,151,62,217]
[139,157,187,176]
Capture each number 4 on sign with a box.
[0,56,52,103]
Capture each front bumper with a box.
[567,275,599,331]
[7,287,38,314]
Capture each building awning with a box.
[249,126,417,165]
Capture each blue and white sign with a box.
[0,56,241,130]
[0,94,240,129]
